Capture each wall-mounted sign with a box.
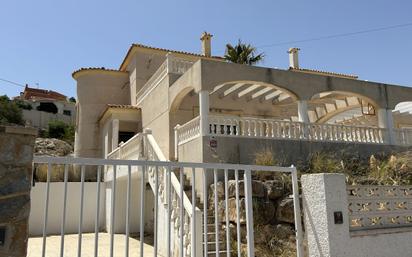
[334,211,343,224]
[0,226,5,246]
[210,138,217,148]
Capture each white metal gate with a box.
[30,156,303,257]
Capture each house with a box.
[16,85,75,129]
[70,32,412,256]
[73,32,412,164]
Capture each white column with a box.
[199,90,210,136]
[297,100,309,123]
[377,108,395,144]
[103,122,110,158]
[111,119,119,151]
[298,100,310,139]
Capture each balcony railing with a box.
[136,55,194,105]
[174,114,412,146]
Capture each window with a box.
[63,110,71,116]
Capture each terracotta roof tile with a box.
[132,43,224,59]
[119,43,224,70]
[289,67,358,79]
[21,85,67,101]
[72,67,126,78]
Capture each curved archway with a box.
[207,80,301,121]
[310,91,379,125]
[170,86,196,114]
[393,102,412,129]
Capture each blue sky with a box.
[1,0,412,98]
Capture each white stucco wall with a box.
[23,109,75,129]
[29,182,105,236]
[302,173,412,257]
[104,166,154,234]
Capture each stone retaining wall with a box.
[0,125,37,257]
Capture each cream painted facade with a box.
[70,34,412,257]
[72,36,412,202]
[73,38,412,163]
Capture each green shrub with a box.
[46,120,75,144]
[14,99,33,110]
[0,95,24,125]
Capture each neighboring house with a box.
[70,32,412,256]
[16,85,75,129]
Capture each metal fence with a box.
[31,156,303,257]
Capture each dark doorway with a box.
[119,131,135,144]
[36,102,58,114]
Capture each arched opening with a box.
[170,87,199,129]
[208,81,298,120]
[394,102,412,129]
[309,91,379,126]
[36,102,58,114]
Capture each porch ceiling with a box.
[210,82,294,105]
[194,59,412,109]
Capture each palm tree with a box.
[224,40,264,65]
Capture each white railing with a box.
[108,133,144,160]
[108,130,202,257]
[136,54,194,105]
[175,116,201,145]
[167,55,194,74]
[31,156,303,257]
[347,185,412,231]
[394,128,412,146]
[175,115,392,146]
[136,60,168,105]
[307,123,385,143]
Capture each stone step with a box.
[205,241,227,251]
[206,250,232,257]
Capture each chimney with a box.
[200,32,213,57]
[288,47,300,69]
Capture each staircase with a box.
[176,169,231,257]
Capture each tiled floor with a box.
[27,233,159,257]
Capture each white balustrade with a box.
[137,55,194,105]
[394,128,412,146]
[347,185,412,231]
[167,56,195,74]
[175,114,399,146]
[175,117,201,145]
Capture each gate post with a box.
[291,167,304,257]
[0,126,37,257]
[244,169,255,257]
[301,173,349,257]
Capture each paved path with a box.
[27,233,159,257]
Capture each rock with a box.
[276,197,295,224]
[218,197,276,225]
[34,138,73,157]
[209,179,267,209]
[227,180,266,198]
[33,138,81,181]
[273,223,295,240]
[208,181,225,203]
[264,179,284,200]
